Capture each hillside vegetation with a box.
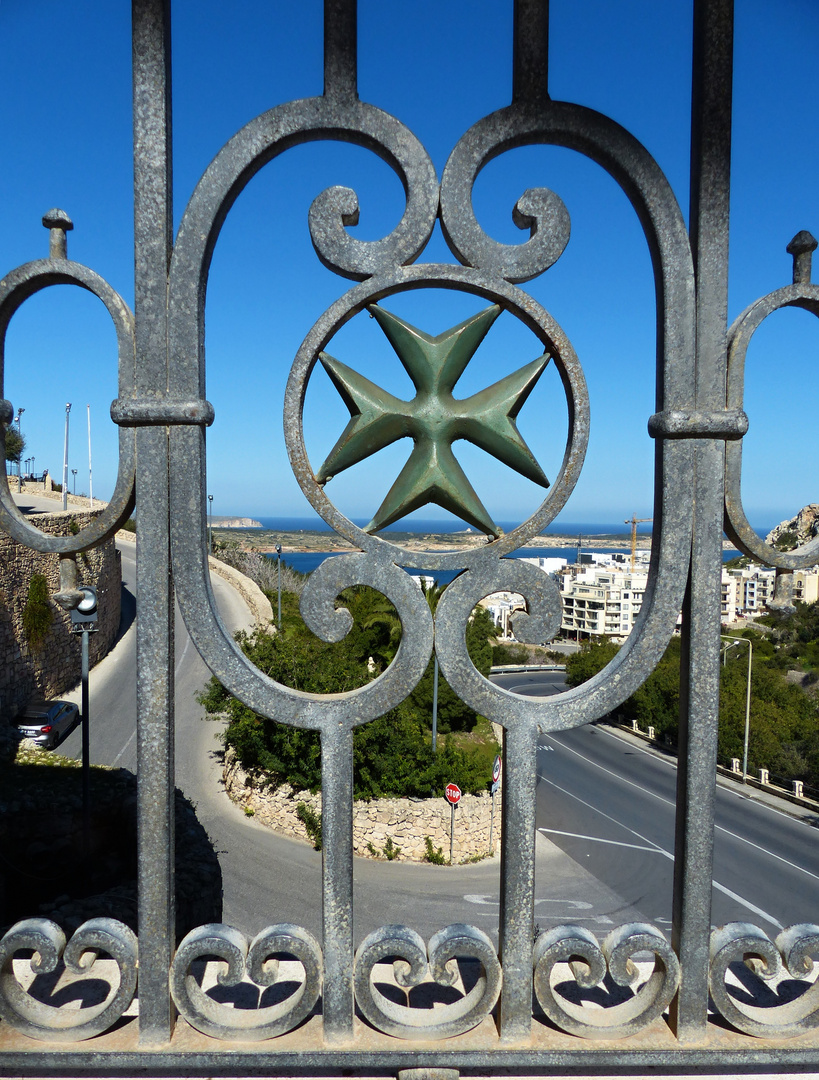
[200,572,500,800]
[565,600,819,794]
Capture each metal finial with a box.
[42,208,74,259]
[786,230,817,284]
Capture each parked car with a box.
[16,699,79,750]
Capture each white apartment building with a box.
[719,564,777,622]
[479,590,526,638]
[558,566,648,641]
[484,556,818,645]
[794,568,819,605]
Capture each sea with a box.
[241,515,749,584]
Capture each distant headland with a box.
[211,516,263,529]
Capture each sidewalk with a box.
[603,720,819,826]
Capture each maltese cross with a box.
[316,304,550,538]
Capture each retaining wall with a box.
[223,749,501,863]
[0,508,121,720]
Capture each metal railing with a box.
[1,0,818,1073]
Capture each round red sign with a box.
[445,782,462,805]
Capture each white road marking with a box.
[539,828,661,854]
[111,729,136,767]
[463,894,612,924]
[540,773,784,930]
[549,729,819,883]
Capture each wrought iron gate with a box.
[1,0,818,1072]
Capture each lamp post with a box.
[87,404,93,509]
[721,636,753,783]
[30,456,34,481]
[71,468,77,495]
[14,408,24,492]
[208,494,214,554]
[275,544,282,626]
[62,403,71,510]
[70,586,98,855]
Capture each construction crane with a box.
[625,515,652,572]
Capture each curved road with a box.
[57,546,628,946]
[47,508,817,946]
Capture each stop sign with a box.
[445,783,462,806]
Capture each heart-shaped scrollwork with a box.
[0,917,137,1041]
[354,923,501,1040]
[170,923,322,1041]
[709,922,819,1038]
[533,923,680,1039]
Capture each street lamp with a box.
[721,636,753,783]
[70,585,98,854]
[208,494,214,554]
[275,543,282,626]
[14,408,24,493]
[62,403,71,510]
[71,468,77,495]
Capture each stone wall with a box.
[224,749,502,863]
[208,555,274,629]
[0,509,121,720]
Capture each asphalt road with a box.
[54,544,629,947]
[47,515,817,946]
[493,669,819,934]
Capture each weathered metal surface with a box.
[354,925,501,1040]
[0,918,137,1042]
[170,924,322,1040]
[532,924,681,1040]
[724,230,819,570]
[709,923,819,1039]
[0,0,816,1069]
[0,212,136,554]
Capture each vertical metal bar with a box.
[513,0,549,104]
[431,654,439,752]
[321,725,354,1042]
[324,0,357,101]
[498,723,537,1042]
[81,627,90,854]
[671,0,733,1043]
[132,0,175,1046]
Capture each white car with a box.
[16,700,79,750]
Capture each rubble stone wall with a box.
[223,749,501,863]
[0,509,121,720]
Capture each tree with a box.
[4,426,25,465]
[200,580,498,799]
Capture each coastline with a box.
[213,526,740,557]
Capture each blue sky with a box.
[0,1,816,533]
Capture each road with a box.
[41,501,815,945]
[493,669,819,934]
[53,543,630,946]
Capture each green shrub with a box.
[492,642,529,666]
[22,573,53,650]
[424,837,446,864]
[205,582,497,800]
[382,836,400,860]
[296,802,322,850]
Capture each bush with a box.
[22,573,53,650]
[424,837,446,864]
[296,803,322,850]
[202,581,498,799]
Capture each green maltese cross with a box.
[316,303,550,537]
